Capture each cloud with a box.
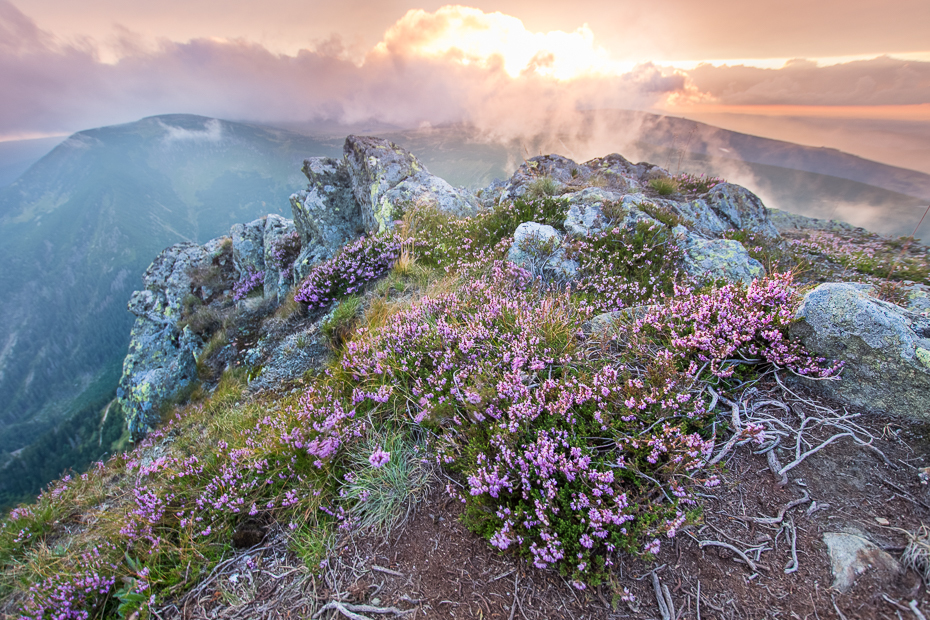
[685,56,930,106]
[0,2,694,140]
[159,118,223,143]
[1,0,928,167]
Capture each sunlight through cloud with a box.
[372,5,637,80]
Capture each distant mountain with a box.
[0,136,62,187]
[0,115,341,454]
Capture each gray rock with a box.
[582,153,661,193]
[343,135,478,232]
[766,208,856,233]
[700,184,779,238]
[823,532,903,592]
[792,283,930,420]
[262,214,298,302]
[562,188,624,237]
[289,157,361,258]
[508,222,578,279]
[500,154,583,200]
[382,171,479,220]
[671,184,779,239]
[119,242,214,439]
[676,228,765,285]
[231,217,266,276]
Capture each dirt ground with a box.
[156,376,930,620]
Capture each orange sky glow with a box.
[1,1,929,172]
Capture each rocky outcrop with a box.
[118,241,223,439]
[343,135,480,232]
[119,215,303,438]
[496,152,776,285]
[231,218,266,276]
[792,283,930,420]
[289,157,362,279]
[289,136,481,277]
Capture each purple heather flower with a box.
[368,447,391,468]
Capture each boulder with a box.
[676,227,765,285]
[562,188,624,237]
[289,157,361,257]
[343,135,478,232]
[584,153,667,192]
[792,283,930,420]
[507,222,578,279]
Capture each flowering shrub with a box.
[294,232,404,309]
[637,272,843,379]
[569,220,683,313]
[232,267,265,300]
[269,230,301,280]
[22,544,118,620]
[676,172,725,195]
[325,259,715,585]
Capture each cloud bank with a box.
[1,1,928,146]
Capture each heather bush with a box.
[268,230,301,280]
[232,268,265,301]
[294,232,405,309]
[636,272,843,380]
[569,219,683,312]
[675,172,725,196]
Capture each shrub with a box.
[294,233,404,309]
[268,231,301,280]
[675,173,725,195]
[232,268,265,301]
[637,272,843,380]
[569,219,683,312]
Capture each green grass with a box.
[647,177,679,196]
[525,175,560,200]
[321,295,363,350]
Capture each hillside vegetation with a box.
[2,139,929,619]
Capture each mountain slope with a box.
[0,114,341,453]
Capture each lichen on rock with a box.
[792,282,930,420]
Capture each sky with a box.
[2,0,929,172]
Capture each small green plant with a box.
[321,295,362,350]
[196,331,228,380]
[647,177,679,196]
[181,305,226,335]
[637,201,685,228]
[525,175,560,200]
[342,431,432,535]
